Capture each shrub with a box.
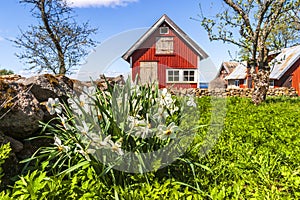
[3,86,300,199]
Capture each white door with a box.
[139,62,158,84]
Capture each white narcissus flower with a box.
[170,106,179,115]
[159,89,179,115]
[59,115,71,130]
[54,135,70,152]
[108,140,124,156]
[160,88,173,107]
[75,143,90,161]
[99,135,112,147]
[157,122,179,140]
[153,107,169,123]
[76,121,90,135]
[127,115,153,138]
[127,115,142,129]
[46,98,62,115]
[68,88,96,116]
[79,93,95,113]
[92,135,124,156]
[68,98,83,116]
[187,95,197,107]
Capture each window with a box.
[168,70,179,82]
[160,27,169,34]
[156,37,174,54]
[269,79,274,88]
[234,80,240,87]
[183,70,195,82]
[166,69,197,83]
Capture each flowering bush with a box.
[23,79,198,176]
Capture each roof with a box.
[269,45,300,79]
[122,14,209,61]
[225,62,247,80]
[221,61,240,74]
[215,61,240,78]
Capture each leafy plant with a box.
[0,143,11,185]
[4,92,300,199]
[0,143,12,198]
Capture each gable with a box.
[216,61,239,78]
[225,62,247,80]
[122,14,209,62]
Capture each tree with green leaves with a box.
[13,0,98,75]
[200,0,300,104]
[0,68,14,75]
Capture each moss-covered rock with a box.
[22,74,73,102]
[0,79,44,139]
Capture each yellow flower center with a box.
[80,101,84,107]
[82,131,87,135]
[57,146,64,152]
[98,114,103,120]
[165,129,172,135]
[112,145,118,152]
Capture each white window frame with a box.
[183,70,196,82]
[167,70,180,82]
[156,37,174,54]
[160,27,169,35]
[166,69,197,83]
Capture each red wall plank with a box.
[292,59,300,95]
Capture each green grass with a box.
[1,96,300,199]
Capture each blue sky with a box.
[0,0,238,78]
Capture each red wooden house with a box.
[269,45,300,93]
[122,14,209,88]
[224,45,300,95]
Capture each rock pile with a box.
[0,73,126,186]
[171,87,298,98]
[0,74,77,185]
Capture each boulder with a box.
[0,132,23,153]
[21,74,74,103]
[0,80,44,139]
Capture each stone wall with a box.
[171,87,298,98]
[0,73,124,186]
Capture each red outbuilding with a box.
[122,14,209,89]
[223,45,300,95]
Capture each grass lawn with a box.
[1,96,300,199]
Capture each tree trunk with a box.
[39,0,66,75]
[58,51,66,75]
[251,68,270,105]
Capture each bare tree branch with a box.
[12,0,98,75]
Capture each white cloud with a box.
[66,0,138,8]
[0,36,4,42]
